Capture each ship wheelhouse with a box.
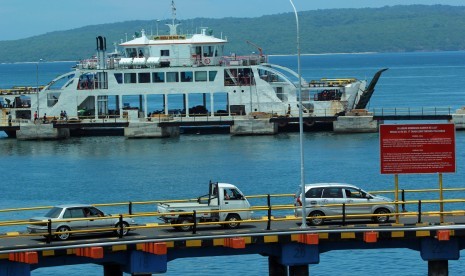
[118,28,226,68]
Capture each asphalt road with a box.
[2,214,465,253]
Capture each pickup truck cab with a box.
[157,182,252,231]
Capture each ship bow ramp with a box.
[354,68,388,110]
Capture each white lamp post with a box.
[156,20,160,36]
[289,0,307,229]
[36,59,43,118]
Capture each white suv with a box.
[294,183,395,226]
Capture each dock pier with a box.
[1,107,464,140]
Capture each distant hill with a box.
[1,5,465,63]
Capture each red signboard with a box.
[380,124,456,174]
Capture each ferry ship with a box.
[0,2,385,126]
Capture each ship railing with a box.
[371,107,453,117]
[72,115,129,123]
[1,86,43,95]
[0,117,30,127]
[77,54,269,70]
[222,55,268,66]
[149,113,236,123]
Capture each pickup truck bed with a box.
[158,202,216,210]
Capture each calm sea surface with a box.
[1,52,465,275]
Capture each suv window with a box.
[344,187,364,198]
[322,187,343,198]
[305,187,323,198]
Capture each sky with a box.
[1,0,464,41]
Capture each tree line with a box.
[1,5,465,63]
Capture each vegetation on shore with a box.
[1,5,465,63]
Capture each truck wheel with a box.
[224,214,241,229]
[114,222,130,236]
[176,217,193,231]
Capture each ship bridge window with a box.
[139,72,151,83]
[161,50,170,57]
[209,71,217,82]
[223,68,253,86]
[78,73,96,90]
[203,46,214,57]
[194,46,202,56]
[124,73,137,84]
[47,73,75,90]
[195,71,207,82]
[126,48,137,58]
[77,72,108,90]
[138,49,147,57]
[181,71,193,82]
[276,87,287,101]
[152,72,165,83]
[114,73,123,84]
[258,69,285,83]
[239,68,254,85]
[166,72,179,82]
[47,92,61,107]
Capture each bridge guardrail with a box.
[0,187,464,242]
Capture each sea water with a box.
[1,52,465,275]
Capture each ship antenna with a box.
[171,0,176,27]
[167,0,180,35]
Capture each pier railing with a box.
[371,106,453,117]
[1,186,465,242]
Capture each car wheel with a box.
[307,211,325,226]
[115,222,130,236]
[56,226,71,241]
[176,216,193,231]
[373,208,390,223]
[224,214,241,229]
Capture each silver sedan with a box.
[27,204,135,240]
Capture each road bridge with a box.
[0,188,465,275]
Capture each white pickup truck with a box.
[157,182,252,231]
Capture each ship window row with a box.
[114,71,217,84]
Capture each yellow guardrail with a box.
[0,187,464,242]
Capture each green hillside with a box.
[1,5,465,63]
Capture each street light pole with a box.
[289,0,307,229]
[156,20,160,36]
[36,59,43,118]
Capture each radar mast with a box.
[167,0,180,35]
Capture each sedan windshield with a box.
[44,207,63,218]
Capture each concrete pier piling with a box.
[124,122,179,138]
[16,123,70,140]
[231,118,277,135]
[333,110,379,133]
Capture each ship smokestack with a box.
[96,36,107,69]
